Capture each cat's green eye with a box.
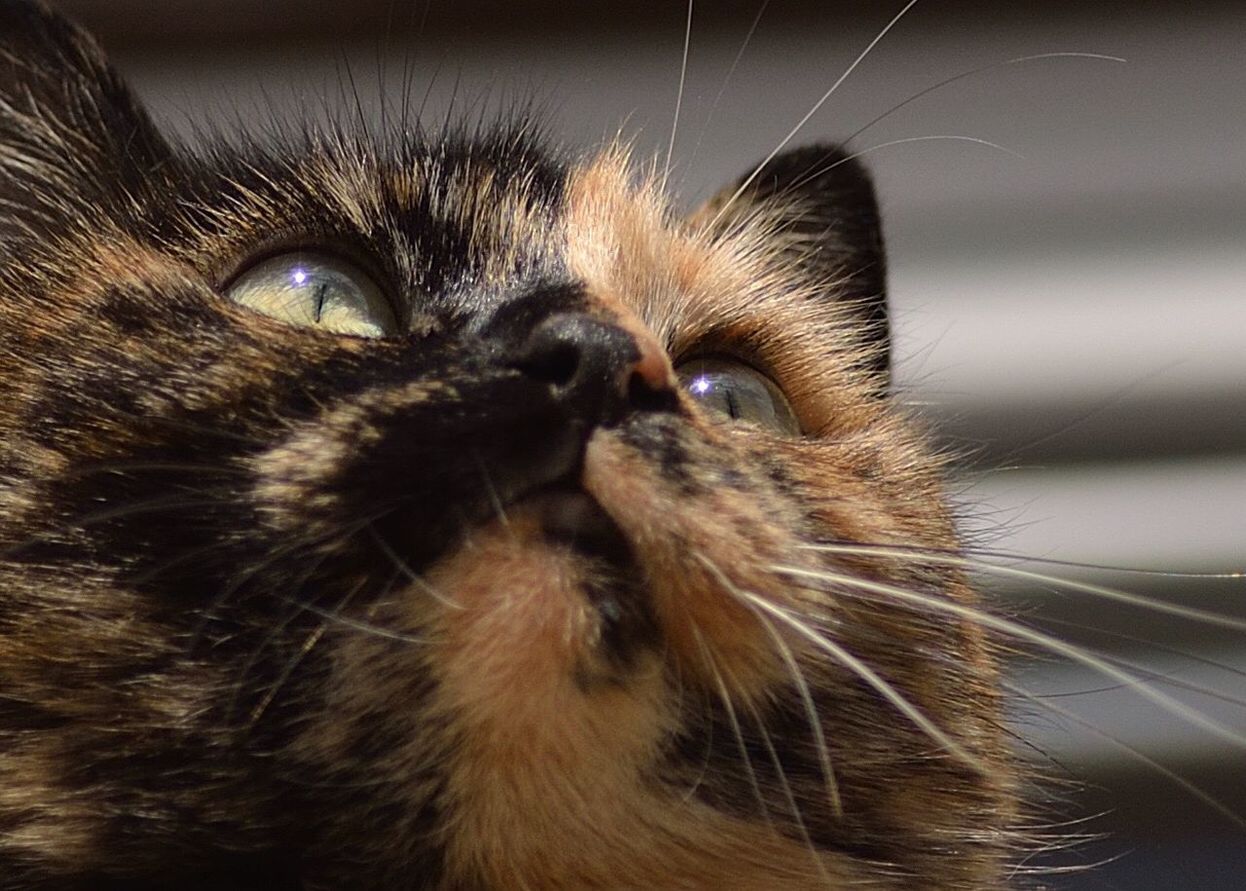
[676,357,801,436]
[225,252,398,337]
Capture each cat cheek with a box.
[582,427,831,700]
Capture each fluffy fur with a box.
[0,2,1018,887]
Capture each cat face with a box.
[0,2,1015,888]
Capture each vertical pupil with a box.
[313,284,327,322]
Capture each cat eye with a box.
[676,357,801,436]
[225,252,398,337]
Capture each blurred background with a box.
[59,1,1246,887]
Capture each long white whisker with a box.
[749,602,844,818]
[368,524,463,610]
[841,52,1126,147]
[1039,617,1246,688]
[1005,680,1246,831]
[797,542,1246,632]
[812,541,1246,580]
[709,0,921,230]
[691,625,773,826]
[248,575,369,727]
[1026,639,1246,710]
[278,595,429,645]
[752,588,986,775]
[693,555,986,773]
[672,622,716,807]
[663,0,695,193]
[690,562,835,882]
[678,695,715,807]
[739,678,833,883]
[787,135,1023,192]
[687,0,771,174]
[772,563,1246,751]
[472,449,511,532]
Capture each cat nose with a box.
[513,312,676,425]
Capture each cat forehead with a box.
[180,137,788,345]
[180,131,570,304]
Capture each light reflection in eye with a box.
[225,252,398,337]
[675,358,802,436]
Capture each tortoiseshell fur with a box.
[0,2,1018,888]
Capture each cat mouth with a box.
[525,484,634,567]
[517,483,657,667]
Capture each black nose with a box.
[512,313,675,426]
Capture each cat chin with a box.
[389,501,862,891]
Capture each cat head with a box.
[0,2,1015,887]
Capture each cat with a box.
[0,1,1024,887]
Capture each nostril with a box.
[514,314,625,396]
[518,339,581,388]
[510,312,675,425]
[626,369,679,414]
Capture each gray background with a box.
[58,2,1246,887]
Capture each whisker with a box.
[772,563,1246,752]
[796,542,1246,632]
[1037,615,1246,686]
[227,543,343,724]
[677,626,716,807]
[787,134,1024,193]
[189,534,320,651]
[191,506,396,649]
[1021,644,1246,711]
[414,43,446,131]
[841,52,1126,148]
[126,537,243,588]
[139,413,267,448]
[975,361,1189,468]
[367,524,463,610]
[471,449,510,532]
[278,594,428,645]
[3,494,235,563]
[804,540,1246,580]
[708,0,921,231]
[250,619,330,725]
[694,553,986,774]
[65,494,227,528]
[50,460,248,481]
[247,573,374,728]
[663,0,695,193]
[738,672,834,883]
[687,0,770,174]
[749,602,843,818]
[1005,680,1246,831]
[691,624,773,827]
[335,47,370,138]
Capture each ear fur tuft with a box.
[694,144,889,383]
[0,0,170,239]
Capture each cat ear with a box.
[692,144,889,385]
[0,0,171,233]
